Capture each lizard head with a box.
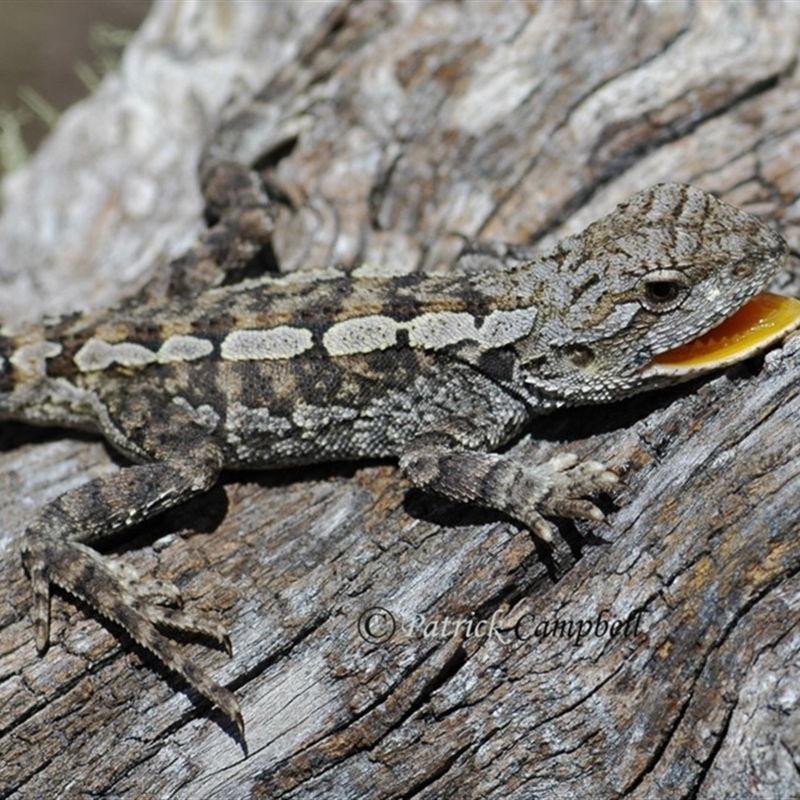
[513,183,800,406]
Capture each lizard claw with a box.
[511,453,618,541]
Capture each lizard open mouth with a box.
[649,293,800,375]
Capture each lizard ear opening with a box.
[648,293,800,375]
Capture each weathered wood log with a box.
[1,2,799,797]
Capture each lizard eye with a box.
[638,270,690,312]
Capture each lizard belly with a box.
[120,351,532,468]
[223,357,529,467]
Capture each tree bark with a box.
[1,2,799,798]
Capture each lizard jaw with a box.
[646,293,800,377]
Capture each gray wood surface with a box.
[1,2,799,797]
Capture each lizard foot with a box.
[401,443,618,543]
[515,453,618,541]
[21,533,242,737]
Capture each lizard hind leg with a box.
[164,158,278,301]
[19,444,244,737]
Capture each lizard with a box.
[2,160,800,740]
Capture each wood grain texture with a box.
[1,1,799,797]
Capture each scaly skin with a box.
[0,174,792,739]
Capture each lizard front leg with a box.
[399,435,618,542]
[19,442,244,737]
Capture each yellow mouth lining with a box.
[650,293,800,372]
